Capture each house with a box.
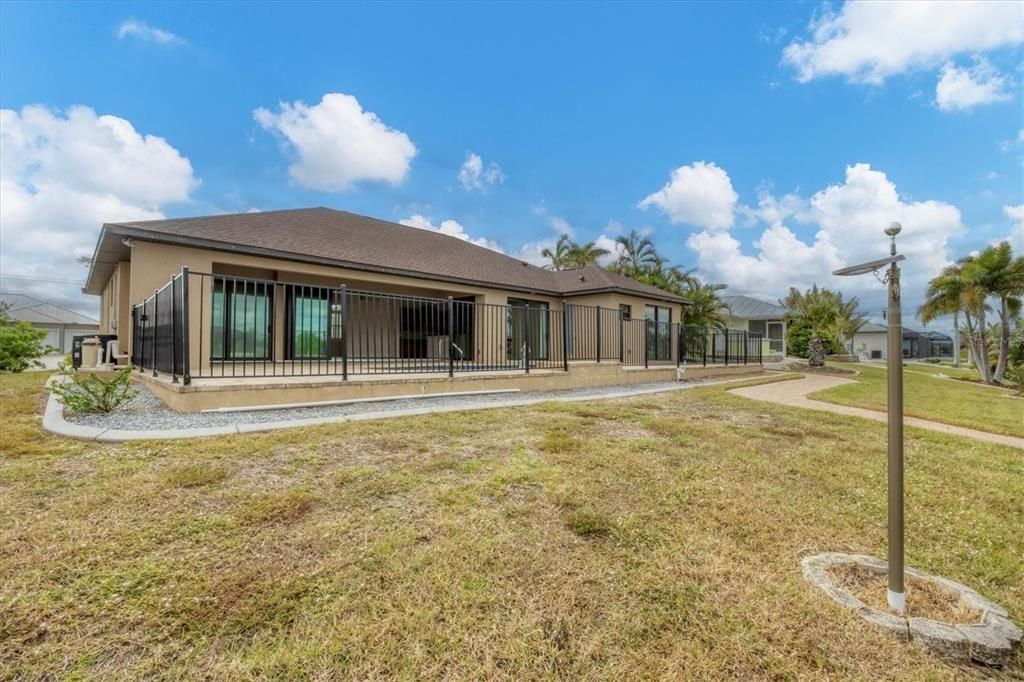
[852,322,888,360]
[918,331,954,359]
[852,323,954,360]
[82,208,762,411]
[0,292,99,354]
[720,295,787,360]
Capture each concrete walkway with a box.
[729,373,1024,449]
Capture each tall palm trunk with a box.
[976,307,992,383]
[993,298,1011,383]
[952,309,961,368]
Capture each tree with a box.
[609,230,659,278]
[781,285,866,366]
[961,242,1024,383]
[565,240,610,269]
[919,264,967,368]
[0,303,54,372]
[682,282,730,329]
[541,234,575,271]
[542,234,611,270]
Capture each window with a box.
[871,350,882,359]
[748,320,766,335]
[619,304,631,320]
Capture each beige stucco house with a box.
[83,208,761,410]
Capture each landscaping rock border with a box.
[802,553,1022,666]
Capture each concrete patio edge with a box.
[42,374,771,442]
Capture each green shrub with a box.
[1003,363,1024,397]
[50,360,138,413]
[0,304,55,372]
[785,326,844,359]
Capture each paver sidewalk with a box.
[729,373,1024,450]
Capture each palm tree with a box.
[781,285,865,367]
[541,234,575,271]
[962,242,1024,383]
[565,240,610,269]
[682,282,730,329]
[610,230,659,278]
[919,264,967,368]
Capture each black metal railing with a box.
[130,269,762,383]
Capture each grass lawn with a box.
[2,371,1022,679]
[810,363,1024,438]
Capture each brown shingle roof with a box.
[86,207,686,303]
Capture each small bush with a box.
[0,304,55,372]
[50,360,138,413]
[1003,363,1024,397]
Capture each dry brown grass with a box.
[1,371,1021,680]
[827,563,983,625]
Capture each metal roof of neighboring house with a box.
[83,207,686,304]
[857,322,888,333]
[721,294,787,320]
[0,292,99,326]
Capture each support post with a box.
[644,321,649,369]
[886,259,905,613]
[595,305,601,362]
[524,303,531,374]
[181,267,191,385]
[619,310,624,363]
[152,289,159,377]
[703,329,708,367]
[340,285,348,380]
[743,330,749,366]
[562,305,569,372]
[447,296,455,378]
[170,275,179,384]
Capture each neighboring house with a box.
[852,322,887,360]
[852,323,954,360]
[721,294,787,359]
[0,292,99,354]
[918,331,954,359]
[82,208,763,410]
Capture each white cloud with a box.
[399,214,503,252]
[687,163,963,310]
[1002,204,1024,251]
[457,152,505,191]
[254,93,417,191]
[783,1,1023,85]
[638,161,738,231]
[117,20,185,45]
[935,60,1011,111]
[0,105,197,314]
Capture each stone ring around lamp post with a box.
[803,553,1021,667]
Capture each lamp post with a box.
[833,221,907,613]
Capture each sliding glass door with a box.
[645,304,672,361]
[211,279,272,360]
[507,298,549,362]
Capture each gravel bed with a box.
[65,377,730,432]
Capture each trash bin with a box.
[80,337,101,368]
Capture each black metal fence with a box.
[130,269,762,384]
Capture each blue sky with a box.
[1,1,1022,328]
